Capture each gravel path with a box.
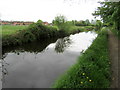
[108,31,119,88]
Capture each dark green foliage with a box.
[75,20,86,26]
[75,19,91,26]
[3,19,77,47]
[85,19,90,26]
[52,15,67,30]
[95,20,103,31]
[2,17,95,47]
[93,1,120,37]
[52,15,76,32]
[2,21,60,47]
[110,26,120,39]
[53,31,110,88]
[22,31,36,43]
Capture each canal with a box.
[1,31,97,88]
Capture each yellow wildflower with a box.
[89,80,92,82]
[80,82,83,84]
[82,73,85,75]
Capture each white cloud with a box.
[0,0,102,23]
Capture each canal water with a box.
[1,31,97,88]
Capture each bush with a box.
[2,21,64,47]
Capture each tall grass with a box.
[53,30,110,88]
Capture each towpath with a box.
[108,31,119,88]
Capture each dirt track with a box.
[108,31,119,88]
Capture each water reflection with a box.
[2,31,97,88]
[55,37,71,53]
[2,59,9,83]
[2,38,58,59]
[66,31,97,52]
[0,59,2,89]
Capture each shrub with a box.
[2,21,63,47]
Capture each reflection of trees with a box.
[55,37,71,53]
[1,38,58,83]
[2,59,8,75]
[1,58,9,83]
[2,38,58,56]
[1,53,8,60]
[0,59,2,83]
[0,53,9,81]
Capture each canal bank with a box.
[2,32,97,88]
[53,30,110,88]
[2,22,94,47]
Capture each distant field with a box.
[1,25,28,36]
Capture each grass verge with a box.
[65,26,95,34]
[1,25,28,36]
[2,21,95,47]
[52,30,110,88]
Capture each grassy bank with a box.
[2,21,95,47]
[2,23,60,46]
[53,30,110,88]
[1,25,28,36]
[67,26,95,34]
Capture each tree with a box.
[52,15,73,32]
[37,19,43,24]
[92,1,120,31]
[72,20,77,25]
[85,19,90,26]
[95,20,103,31]
[53,15,67,30]
[75,20,86,26]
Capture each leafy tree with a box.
[52,15,74,32]
[95,20,103,31]
[75,20,86,26]
[53,15,67,30]
[37,19,43,24]
[52,20,55,25]
[72,20,77,25]
[92,1,120,31]
[85,19,90,26]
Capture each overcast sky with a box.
[0,0,104,23]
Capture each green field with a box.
[1,25,28,36]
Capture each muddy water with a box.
[1,31,97,88]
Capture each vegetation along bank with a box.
[2,18,95,47]
[53,30,110,88]
[2,25,28,36]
